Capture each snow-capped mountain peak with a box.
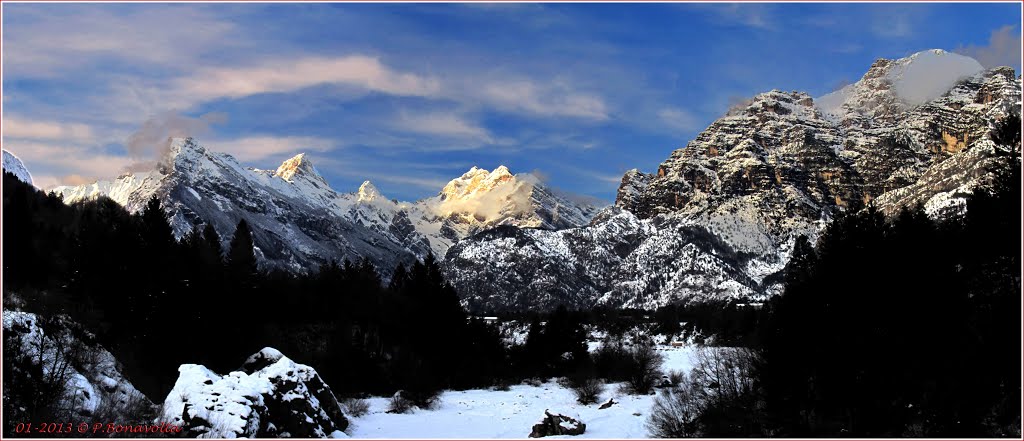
[816,49,984,121]
[439,165,515,202]
[2,149,34,186]
[274,152,317,182]
[357,180,383,203]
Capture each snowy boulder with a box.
[529,410,586,437]
[160,347,348,438]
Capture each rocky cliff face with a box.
[444,50,1022,312]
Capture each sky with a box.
[2,2,1021,202]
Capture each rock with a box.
[161,347,348,438]
[598,398,617,409]
[529,410,586,438]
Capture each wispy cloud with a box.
[657,107,700,133]
[476,79,609,121]
[696,4,776,31]
[870,8,917,39]
[2,116,96,142]
[210,136,337,164]
[175,55,442,105]
[956,25,1022,70]
[2,5,239,77]
[395,111,493,143]
[2,141,136,188]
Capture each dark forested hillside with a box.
[2,175,510,402]
[753,113,1022,437]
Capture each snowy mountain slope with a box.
[53,138,424,273]
[2,149,33,186]
[50,139,601,273]
[446,50,1021,312]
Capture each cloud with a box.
[370,174,449,192]
[175,55,441,105]
[125,111,228,164]
[209,136,336,163]
[956,25,1022,70]
[696,4,776,30]
[2,141,137,188]
[870,9,916,38]
[395,112,493,142]
[657,107,701,132]
[2,5,238,77]
[477,80,609,120]
[2,116,96,142]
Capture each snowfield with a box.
[347,344,701,439]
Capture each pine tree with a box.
[227,219,257,281]
[201,223,223,267]
[389,263,409,293]
[140,196,174,252]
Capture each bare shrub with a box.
[688,347,758,408]
[341,397,370,417]
[491,379,512,391]
[647,380,702,438]
[624,343,664,395]
[571,377,605,405]
[666,369,685,388]
[386,392,413,414]
[647,347,764,438]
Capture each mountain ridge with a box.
[443,50,1022,312]
[49,139,603,273]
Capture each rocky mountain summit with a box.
[444,50,1022,312]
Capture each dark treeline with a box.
[2,178,515,402]
[753,116,1021,437]
[2,176,653,408]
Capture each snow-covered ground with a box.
[348,344,701,439]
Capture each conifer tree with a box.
[227,219,257,279]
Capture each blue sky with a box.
[2,2,1021,202]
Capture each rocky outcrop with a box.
[529,410,586,437]
[160,347,349,438]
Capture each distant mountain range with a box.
[5,49,1020,313]
[39,138,601,274]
